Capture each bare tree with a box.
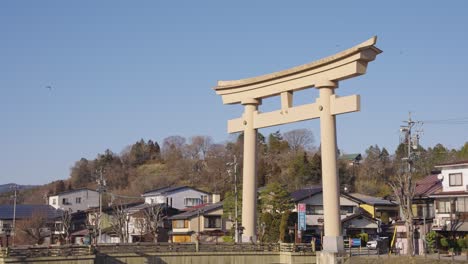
[389,171,415,256]
[16,211,49,245]
[60,209,72,244]
[143,204,165,243]
[111,203,130,243]
[283,129,314,152]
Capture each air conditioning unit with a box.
[432,219,439,227]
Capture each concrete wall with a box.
[1,252,316,264]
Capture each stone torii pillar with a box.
[213,37,382,255]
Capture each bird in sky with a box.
[45,85,52,91]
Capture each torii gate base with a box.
[213,37,382,264]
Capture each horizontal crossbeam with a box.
[228,94,360,133]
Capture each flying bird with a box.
[45,86,52,91]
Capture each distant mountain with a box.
[0,183,38,194]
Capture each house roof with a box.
[341,210,377,224]
[0,205,62,220]
[142,186,210,197]
[291,186,362,204]
[348,193,396,206]
[430,191,468,197]
[340,153,362,161]
[414,174,442,197]
[169,202,223,220]
[291,186,323,202]
[49,188,97,197]
[434,160,468,168]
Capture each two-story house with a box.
[141,186,219,210]
[291,187,381,238]
[348,193,399,225]
[48,188,99,213]
[430,161,468,235]
[168,202,231,243]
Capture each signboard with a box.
[351,238,361,247]
[298,203,306,231]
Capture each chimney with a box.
[212,194,220,204]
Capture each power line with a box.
[421,116,468,125]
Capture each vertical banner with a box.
[298,203,306,231]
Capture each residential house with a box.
[141,186,219,210]
[291,187,380,238]
[48,188,99,213]
[125,203,180,243]
[430,161,468,235]
[348,193,399,225]
[340,153,362,166]
[0,205,62,246]
[341,210,380,238]
[168,202,231,243]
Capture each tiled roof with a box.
[291,186,322,202]
[0,205,62,220]
[169,202,223,220]
[348,193,396,206]
[414,174,442,197]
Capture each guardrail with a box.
[1,242,315,258]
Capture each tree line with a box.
[1,130,467,206]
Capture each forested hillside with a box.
[1,129,467,205]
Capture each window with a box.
[306,205,323,215]
[340,206,354,215]
[204,216,222,228]
[76,197,81,204]
[52,198,56,205]
[437,199,452,213]
[457,197,468,212]
[449,173,463,186]
[62,198,70,205]
[184,197,202,207]
[173,220,188,228]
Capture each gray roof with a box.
[49,188,97,197]
[291,186,323,202]
[340,153,362,161]
[142,186,209,197]
[348,193,396,206]
[169,202,223,220]
[0,205,62,220]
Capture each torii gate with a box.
[213,37,381,254]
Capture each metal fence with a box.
[1,242,315,258]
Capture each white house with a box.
[141,186,219,210]
[430,160,468,233]
[48,188,99,213]
[291,186,363,236]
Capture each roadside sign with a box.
[298,203,306,231]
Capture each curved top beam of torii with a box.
[213,36,382,105]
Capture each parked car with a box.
[367,240,378,249]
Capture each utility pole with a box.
[399,112,422,255]
[96,168,107,244]
[227,156,240,243]
[11,184,18,247]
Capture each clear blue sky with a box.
[1,1,467,185]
